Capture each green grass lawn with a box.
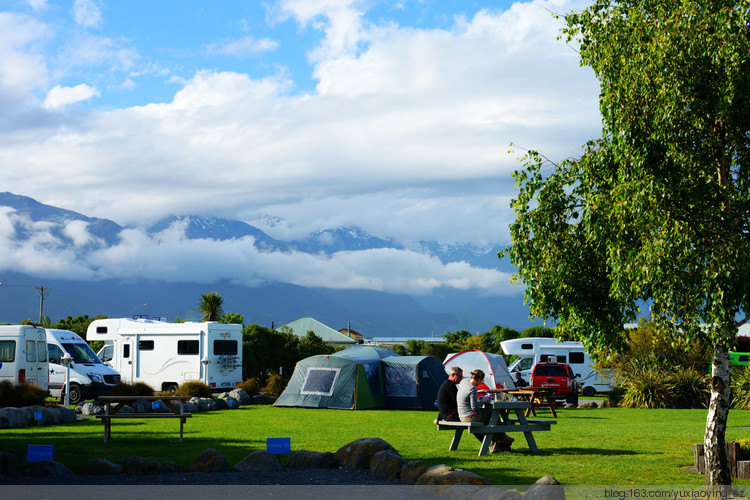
[3,405,750,485]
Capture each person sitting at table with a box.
[457,369,514,452]
[514,372,528,388]
[476,380,504,399]
[435,366,463,424]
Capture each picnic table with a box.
[502,387,559,417]
[96,395,192,443]
[436,399,556,456]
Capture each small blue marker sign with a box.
[266,437,291,455]
[152,401,160,410]
[34,411,43,421]
[27,445,53,462]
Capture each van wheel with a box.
[164,384,179,394]
[68,383,83,405]
[582,386,596,397]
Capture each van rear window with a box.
[533,364,567,377]
[0,341,15,362]
[178,340,199,355]
[213,340,238,356]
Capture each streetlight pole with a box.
[33,286,49,325]
[129,303,148,319]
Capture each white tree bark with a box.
[704,341,731,485]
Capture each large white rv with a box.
[0,325,49,390]
[87,318,243,392]
[500,337,612,396]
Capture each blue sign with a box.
[266,437,291,455]
[0,362,3,370]
[27,445,53,462]
[34,411,43,421]
[152,401,160,410]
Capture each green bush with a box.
[237,378,260,396]
[108,381,154,397]
[738,438,750,460]
[670,368,710,409]
[0,381,48,407]
[619,367,709,409]
[262,374,288,395]
[175,381,212,398]
[731,367,750,410]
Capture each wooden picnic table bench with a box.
[96,395,192,443]
[436,400,556,456]
[503,388,560,417]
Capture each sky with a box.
[0,0,602,299]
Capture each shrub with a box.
[670,368,710,409]
[738,438,750,460]
[175,381,212,398]
[731,367,750,410]
[262,374,288,395]
[0,381,48,407]
[619,369,677,409]
[237,378,260,396]
[108,381,154,397]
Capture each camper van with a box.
[87,318,243,392]
[500,337,612,396]
[46,329,121,405]
[0,325,49,390]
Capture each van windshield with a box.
[62,343,102,364]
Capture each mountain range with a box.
[0,192,535,337]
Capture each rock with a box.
[250,394,277,405]
[57,406,79,423]
[335,438,396,469]
[221,396,240,409]
[161,461,185,473]
[598,399,612,408]
[577,402,597,409]
[234,450,283,472]
[25,405,60,425]
[213,398,229,411]
[183,402,198,413]
[131,399,154,413]
[228,388,252,406]
[123,457,165,475]
[85,458,123,475]
[27,460,74,478]
[475,487,523,500]
[370,450,406,480]
[79,402,104,416]
[286,450,336,469]
[116,404,135,414]
[0,407,32,428]
[524,476,565,500]
[415,464,491,486]
[400,460,428,484]
[189,448,230,472]
[443,485,485,500]
[0,451,20,476]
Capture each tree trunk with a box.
[704,341,731,485]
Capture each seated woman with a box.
[457,369,514,453]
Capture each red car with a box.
[529,362,578,398]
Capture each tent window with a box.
[385,366,417,397]
[301,368,340,396]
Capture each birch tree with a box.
[504,0,750,485]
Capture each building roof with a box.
[283,317,356,344]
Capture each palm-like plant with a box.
[198,292,224,322]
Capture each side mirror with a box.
[575,374,581,378]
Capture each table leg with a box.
[449,429,463,451]
[478,434,491,456]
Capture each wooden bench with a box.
[436,400,556,456]
[96,396,192,443]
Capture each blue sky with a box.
[0,0,601,296]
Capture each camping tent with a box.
[274,346,447,410]
[381,355,448,409]
[443,350,516,390]
[273,353,381,410]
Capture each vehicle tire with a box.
[68,383,83,405]
[582,386,596,397]
[163,383,179,394]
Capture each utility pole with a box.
[34,286,50,325]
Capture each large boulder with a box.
[0,407,31,428]
[131,399,154,413]
[0,451,20,476]
[415,464,491,486]
[25,405,60,425]
[26,460,74,478]
[79,402,104,416]
[370,450,407,480]
[228,388,252,406]
[189,448,230,472]
[400,460,428,484]
[189,397,210,412]
[523,476,565,500]
[85,458,123,475]
[56,406,79,423]
[335,438,396,469]
[123,457,166,475]
[475,488,523,500]
[234,450,283,472]
[286,450,336,469]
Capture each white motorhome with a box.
[500,337,612,396]
[0,325,49,390]
[87,318,243,392]
[46,329,121,405]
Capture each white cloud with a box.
[27,0,48,12]
[203,36,279,57]
[43,83,99,109]
[73,0,102,29]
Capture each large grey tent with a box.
[274,346,446,410]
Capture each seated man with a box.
[457,369,514,453]
[514,372,528,388]
[436,366,463,423]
